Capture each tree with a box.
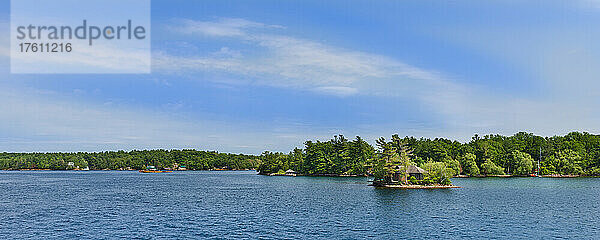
[480,160,505,175]
[442,156,461,177]
[372,135,415,184]
[459,153,480,176]
[511,150,533,175]
[5,131,600,178]
[544,149,583,175]
[421,162,453,185]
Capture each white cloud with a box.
[151,19,498,138]
[158,18,445,99]
[0,84,325,153]
[160,17,600,139]
[313,86,358,96]
[170,18,284,37]
[4,15,599,153]
[156,18,512,138]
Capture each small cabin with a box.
[285,169,297,176]
[392,165,427,182]
[407,165,426,180]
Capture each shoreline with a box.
[2,170,597,178]
[263,173,597,178]
[262,173,367,177]
[375,184,461,189]
[456,174,587,178]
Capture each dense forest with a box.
[0,150,260,170]
[2,131,600,177]
[257,132,600,177]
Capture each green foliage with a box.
[372,158,387,181]
[459,153,480,176]
[409,176,418,184]
[258,135,375,176]
[511,150,534,175]
[441,178,452,186]
[587,167,600,176]
[4,131,600,177]
[374,135,414,183]
[543,149,583,175]
[442,156,461,177]
[480,160,505,175]
[422,162,453,185]
[0,150,260,171]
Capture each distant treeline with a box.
[0,150,260,170]
[257,132,600,176]
[3,132,600,176]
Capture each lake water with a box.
[1,171,599,239]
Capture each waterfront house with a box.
[285,169,297,176]
[392,165,427,182]
[407,165,426,180]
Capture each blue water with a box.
[1,171,599,239]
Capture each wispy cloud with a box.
[157,18,444,97]
[0,83,326,153]
[4,11,599,154]
[170,18,284,37]
[155,18,515,138]
[313,86,358,97]
[158,17,600,139]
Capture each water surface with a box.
[0,171,598,239]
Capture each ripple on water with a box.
[0,172,599,239]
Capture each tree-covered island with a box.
[2,132,600,182]
[257,132,600,181]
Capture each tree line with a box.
[0,149,260,170]
[257,132,600,177]
[2,131,599,176]
[258,135,375,175]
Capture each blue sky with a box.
[1,0,600,153]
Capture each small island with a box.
[257,132,600,187]
[258,134,460,188]
[370,140,459,189]
[372,164,459,189]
